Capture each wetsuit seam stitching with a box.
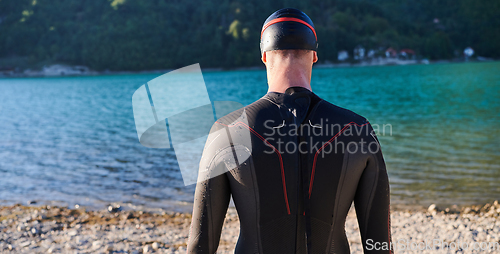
[363,152,379,237]
[214,121,291,215]
[203,145,243,176]
[309,121,369,198]
[327,150,350,254]
[248,158,263,253]
[262,96,280,107]
[207,179,215,253]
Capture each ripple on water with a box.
[0,62,499,210]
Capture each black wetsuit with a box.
[188,87,392,253]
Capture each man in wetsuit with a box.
[188,8,392,253]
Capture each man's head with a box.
[260,8,318,69]
[260,8,318,54]
[260,8,318,92]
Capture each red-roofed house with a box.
[385,47,397,58]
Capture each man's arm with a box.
[187,162,231,253]
[354,130,392,253]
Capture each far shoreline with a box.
[0,58,497,79]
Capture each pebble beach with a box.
[1,201,499,253]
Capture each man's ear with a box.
[261,52,267,64]
[313,51,318,63]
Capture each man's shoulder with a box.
[312,96,368,125]
[214,97,277,127]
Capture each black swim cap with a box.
[260,8,318,54]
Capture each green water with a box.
[0,61,498,210]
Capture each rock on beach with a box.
[0,201,499,253]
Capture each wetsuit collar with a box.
[265,86,317,125]
[266,86,314,105]
[284,86,312,95]
[267,86,312,96]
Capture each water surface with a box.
[0,62,498,211]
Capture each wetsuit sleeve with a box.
[187,161,231,254]
[354,128,392,253]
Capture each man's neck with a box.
[266,64,312,93]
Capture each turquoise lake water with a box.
[0,62,499,211]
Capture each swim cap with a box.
[260,8,318,54]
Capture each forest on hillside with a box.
[0,0,498,70]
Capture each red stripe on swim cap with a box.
[261,17,317,41]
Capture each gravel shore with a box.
[1,202,499,253]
